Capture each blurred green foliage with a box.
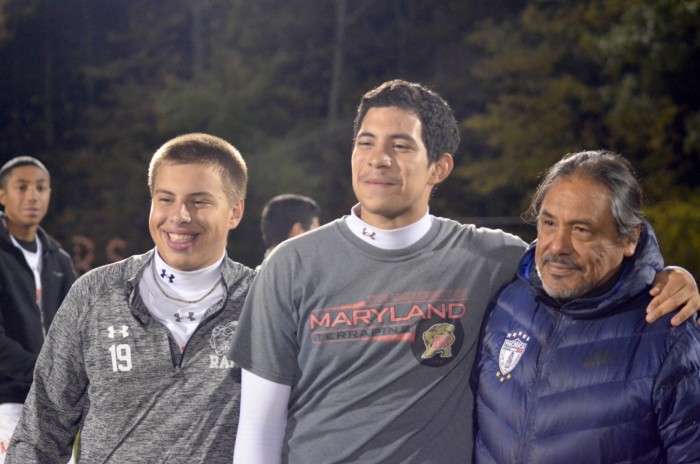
[0,0,698,276]
[646,196,700,277]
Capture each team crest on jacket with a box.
[209,321,237,369]
[497,331,530,382]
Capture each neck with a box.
[153,249,224,294]
[7,221,38,242]
[579,265,626,300]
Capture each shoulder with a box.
[641,313,700,397]
[288,219,340,246]
[71,253,148,297]
[433,216,526,245]
[431,216,527,263]
[665,315,700,353]
[223,258,256,293]
[36,226,65,252]
[267,219,342,259]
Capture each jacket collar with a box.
[0,211,60,253]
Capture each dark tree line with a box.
[1,0,698,274]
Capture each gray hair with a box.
[523,150,644,243]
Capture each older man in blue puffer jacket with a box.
[472,150,700,464]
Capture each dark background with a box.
[1,0,698,274]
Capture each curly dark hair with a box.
[353,80,460,164]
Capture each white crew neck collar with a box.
[344,204,432,250]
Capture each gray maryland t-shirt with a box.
[231,217,526,463]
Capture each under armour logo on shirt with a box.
[160,269,175,283]
[362,228,377,240]
[107,325,129,338]
[174,312,196,322]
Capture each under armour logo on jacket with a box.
[174,312,196,322]
[107,325,129,338]
[160,269,175,283]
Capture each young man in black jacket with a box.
[0,156,76,462]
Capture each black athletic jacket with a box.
[0,212,76,403]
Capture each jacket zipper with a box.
[515,308,565,463]
[172,300,226,370]
[38,249,47,338]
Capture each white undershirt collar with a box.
[344,203,432,250]
[151,250,224,298]
[139,249,225,349]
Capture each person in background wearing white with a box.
[0,156,76,464]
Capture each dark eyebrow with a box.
[539,209,595,228]
[356,131,417,144]
[154,188,175,196]
[11,178,49,184]
[154,188,216,199]
[391,133,418,144]
[356,131,376,139]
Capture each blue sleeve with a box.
[654,321,700,462]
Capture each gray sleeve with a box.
[230,244,302,386]
[6,281,89,464]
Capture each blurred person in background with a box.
[0,156,76,463]
[259,193,320,267]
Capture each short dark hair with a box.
[353,79,460,164]
[523,150,644,243]
[261,194,320,248]
[148,133,247,203]
[0,156,50,189]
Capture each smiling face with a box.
[535,175,639,300]
[149,162,243,271]
[0,165,51,240]
[351,106,452,229]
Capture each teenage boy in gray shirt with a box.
[7,133,255,463]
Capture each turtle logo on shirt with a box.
[497,331,530,381]
[421,323,456,359]
[412,317,464,367]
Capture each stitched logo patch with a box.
[497,331,530,382]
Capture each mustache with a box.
[540,255,584,271]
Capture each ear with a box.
[428,153,454,186]
[288,222,306,239]
[0,189,5,207]
[228,199,245,231]
[623,224,642,257]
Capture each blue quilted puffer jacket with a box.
[472,225,700,464]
